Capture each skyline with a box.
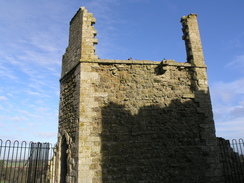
[0,0,243,144]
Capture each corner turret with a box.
[61,7,98,77]
[181,14,205,67]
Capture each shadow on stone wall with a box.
[100,95,218,183]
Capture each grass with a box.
[4,161,27,167]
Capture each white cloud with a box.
[212,56,244,128]
[226,54,244,72]
[216,117,244,140]
[211,78,244,104]
[26,90,44,97]
[9,116,28,123]
[34,107,48,113]
[0,61,18,80]
[211,77,244,139]
[0,96,8,100]
[229,105,244,119]
[18,110,39,118]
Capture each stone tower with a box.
[55,7,223,183]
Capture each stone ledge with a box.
[80,59,160,65]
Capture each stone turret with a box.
[61,7,98,77]
[181,14,208,92]
[181,14,205,67]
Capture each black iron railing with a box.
[0,139,53,183]
[218,138,244,183]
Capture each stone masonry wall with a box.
[59,68,79,141]
[56,7,224,183]
[73,59,222,183]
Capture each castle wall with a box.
[56,7,224,183]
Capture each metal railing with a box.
[218,138,244,183]
[0,139,53,183]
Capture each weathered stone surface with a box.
[54,7,224,183]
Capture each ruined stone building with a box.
[54,7,224,183]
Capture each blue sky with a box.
[0,0,243,144]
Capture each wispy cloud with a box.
[0,96,8,100]
[211,77,244,139]
[211,78,244,104]
[0,1,65,83]
[230,105,244,119]
[9,116,28,123]
[223,32,244,49]
[0,60,18,80]
[18,110,39,118]
[26,91,44,96]
[216,116,244,139]
[225,54,244,72]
